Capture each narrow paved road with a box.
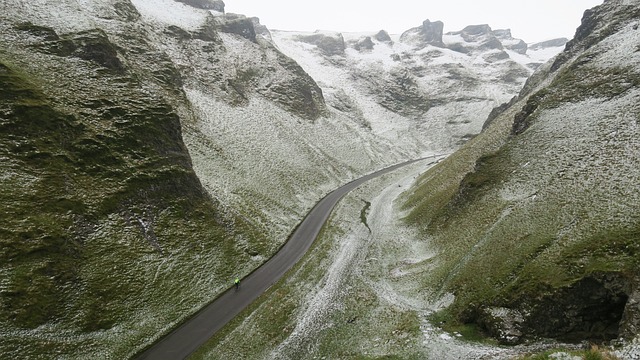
[135,157,438,360]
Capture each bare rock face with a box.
[400,19,444,48]
[471,273,631,345]
[620,277,640,340]
[477,307,525,345]
[446,24,504,53]
[296,32,346,56]
[374,29,392,43]
[352,36,375,51]
[261,47,329,120]
[30,27,126,73]
[250,17,272,40]
[493,29,528,54]
[216,13,257,42]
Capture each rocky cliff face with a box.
[403,0,640,346]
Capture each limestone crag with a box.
[400,19,445,48]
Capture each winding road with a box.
[135,157,440,359]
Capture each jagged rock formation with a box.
[352,36,375,51]
[445,24,505,54]
[400,19,445,48]
[493,29,528,54]
[403,0,640,346]
[250,16,272,40]
[374,29,393,43]
[296,31,346,56]
[215,13,257,41]
[272,22,562,148]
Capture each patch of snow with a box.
[131,0,208,31]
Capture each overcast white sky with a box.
[223,0,604,43]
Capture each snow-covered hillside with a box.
[271,23,566,149]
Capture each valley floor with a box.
[192,155,640,359]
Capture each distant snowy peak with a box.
[398,20,565,60]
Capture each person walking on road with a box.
[234,277,240,290]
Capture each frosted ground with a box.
[195,154,640,359]
[192,156,532,359]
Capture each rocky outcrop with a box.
[354,67,432,119]
[352,36,374,51]
[475,273,630,344]
[296,32,346,56]
[446,24,504,54]
[493,29,528,54]
[251,17,271,40]
[260,46,328,120]
[216,13,257,42]
[400,19,444,48]
[477,307,525,345]
[374,29,392,43]
[620,277,640,340]
[29,27,125,73]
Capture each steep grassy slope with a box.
[0,13,266,360]
[403,0,640,345]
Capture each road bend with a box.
[135,156,443,359]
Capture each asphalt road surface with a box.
[135,157,439,359]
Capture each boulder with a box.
[216,14,257,42]
[374,30,392,43]
[353,36,374,51]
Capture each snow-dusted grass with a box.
[400,5,640,356]
[191,159,436,359]
[193,153,599,359]
[131,0,208,31]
